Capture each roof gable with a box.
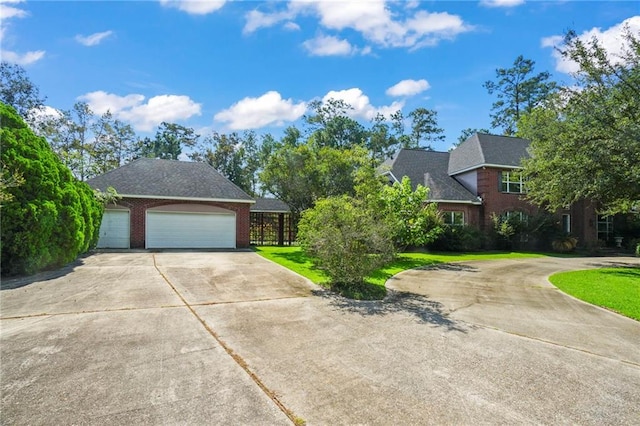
[87,158,253,202]
[383,149,479,204]
[448,133,530,175]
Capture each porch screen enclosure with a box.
[250,211,295,246]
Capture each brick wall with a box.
[116,198,251,249]
[477,167,540,230]
[436,202,481,227]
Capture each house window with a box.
[500,170,526,194]
[562,214,571,234]
[504,210,528,223]
[597,215,613,241]
[443,211,464,226]
[504,211,529,242]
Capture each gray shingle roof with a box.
[251,198,290,212]
[448,133,530,175]
[87,158,254,202]
[383,149,479,203]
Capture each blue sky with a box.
[2,0,638,151]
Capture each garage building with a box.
[87,158,254,249]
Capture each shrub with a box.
[429,225,484,252]
[1,103,103,275]
[378,176,443,250]
[297,195,394,291]
[636,242,640,257]
[552,236,578,252]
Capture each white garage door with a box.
[97,210,130,248]
[146,211,236,249]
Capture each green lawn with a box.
[549,268,640,320]
[255,246,550,298]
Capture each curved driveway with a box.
[2,253,639,425]
[387,256,640,366]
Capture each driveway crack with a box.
[152,254,301,425]
[466,321,640,369]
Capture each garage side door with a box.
[97,210,130,248]
[146,211,236,249]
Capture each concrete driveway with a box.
[1,252,639,425]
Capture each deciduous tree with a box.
[518,28,640,214]
[260,141,371,215]
[379,176,443,249]
[0,61,45,120]
[136,122,199,160]
[305,99,367,149]
[297,195,394,293]
[190,131,260,195]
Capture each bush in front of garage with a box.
[0,103,103,276]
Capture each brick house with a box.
[382,133,601,246]
[87,158,254,249]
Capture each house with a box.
[87,158,254,249]
[383,133,601,246]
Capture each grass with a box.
[549,267,640,320]
[255,246,551,299]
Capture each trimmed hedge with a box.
[1,103,103,276]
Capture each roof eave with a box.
[118,194,255,204]
[449,163,523,176]
[428,199,483,205]
[380,170,400,183]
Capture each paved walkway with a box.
[1,253,639,425]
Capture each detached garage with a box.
[88,158,254,249]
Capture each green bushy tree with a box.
[519,28,640,214]
[1,103,103,276]
[379,176,443,249]
[297,195,394,296]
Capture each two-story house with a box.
[383,133,601,246]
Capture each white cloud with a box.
[79,91,145,115]
[0,0,46,66]
[302,35,357,56]
[283,21,300,31]
[244,9,295,34]
[0,0,27,20]
[243,0,473,51]
[386,79,430,97]
[322,88,404,120]
[405,0,420,9]
[214,91,307,130]
[0,50,45,65]
[543,16,640,74]
[480,0,525,7]
[75,30,113,47]
[159,0,226,15]
[78,91,201,132]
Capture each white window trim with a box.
[501,171,526,194]
[443,211,465,226]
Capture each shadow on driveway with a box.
[415,263,480,272]
[0,258,87,291]
[314,289,469,332]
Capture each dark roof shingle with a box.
[87,158,253,202]
[448,133,530,175]
[251,198,290,212]
[383,149,479,203]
